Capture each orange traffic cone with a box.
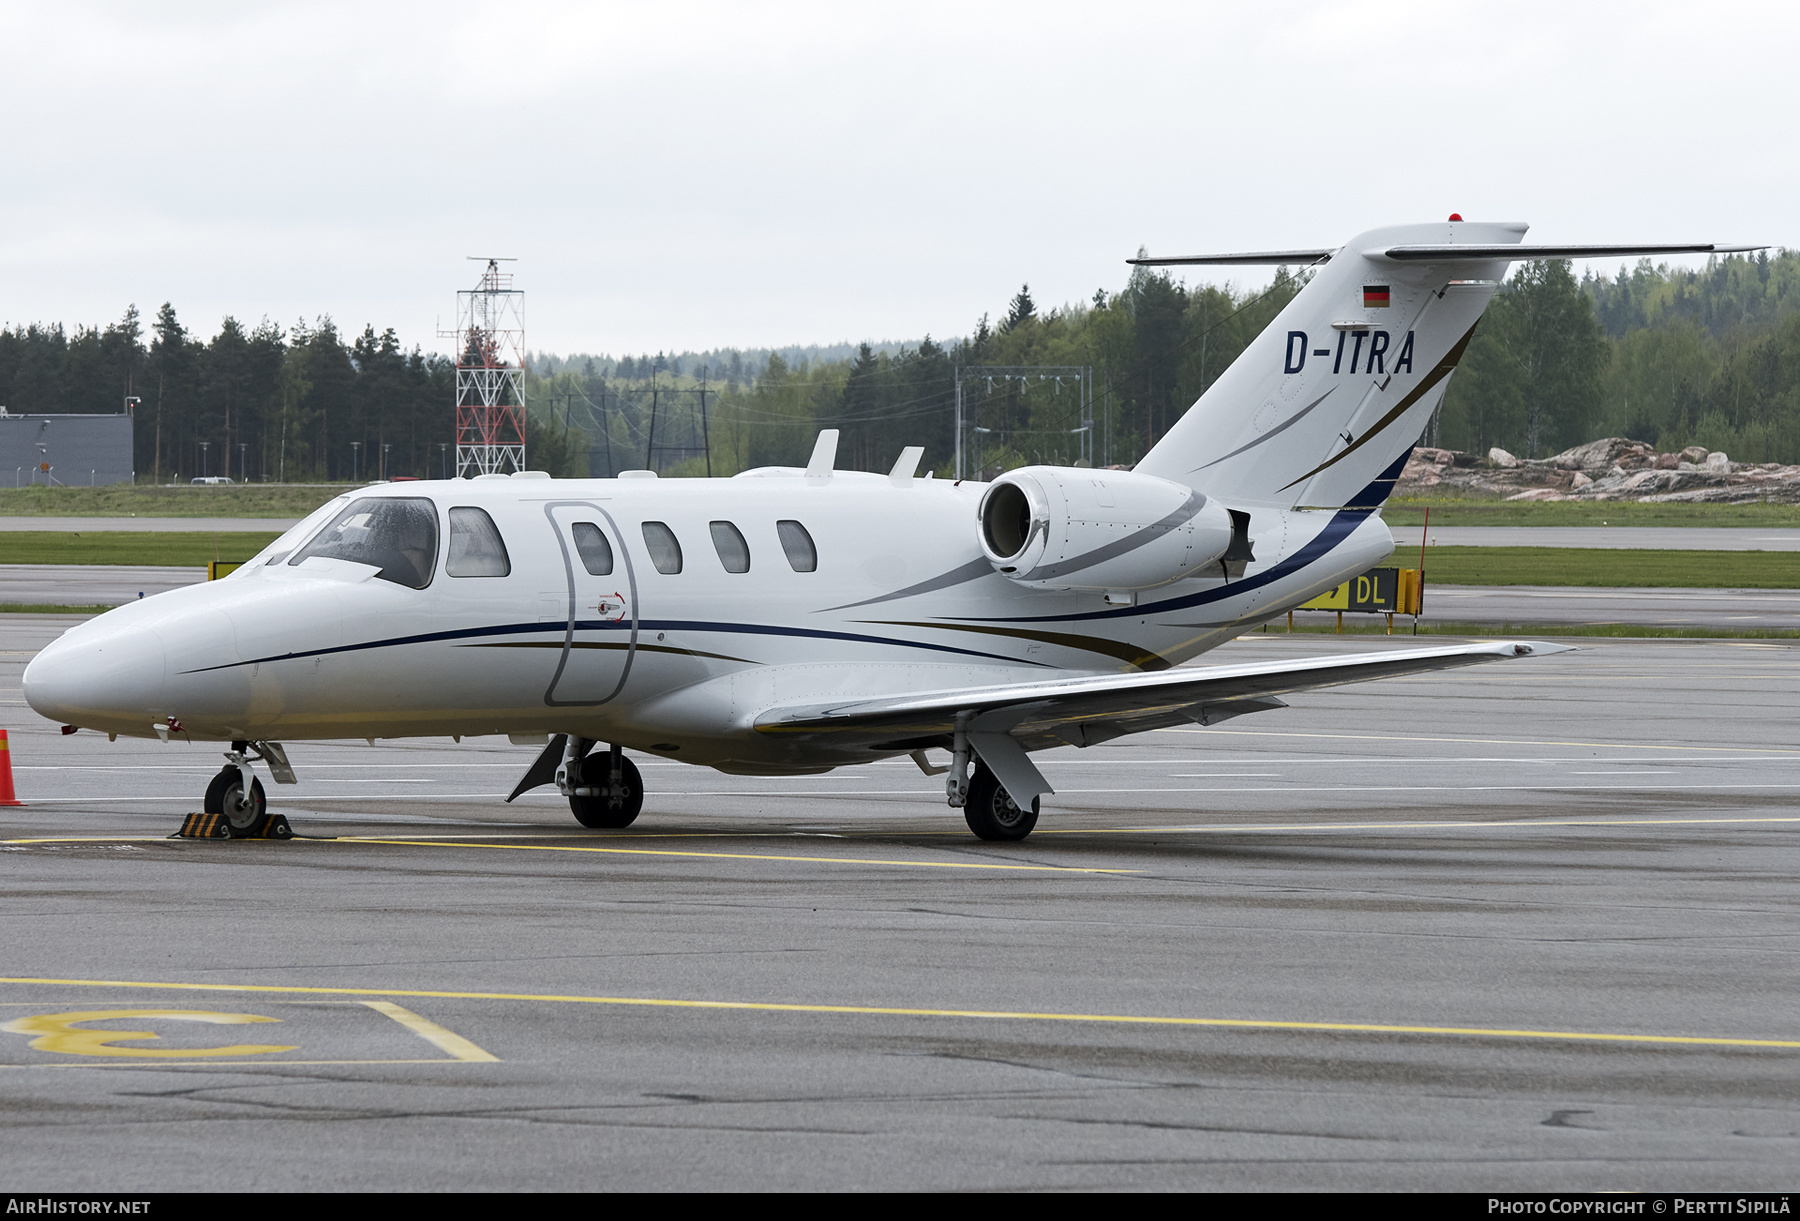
[0,730,23,806]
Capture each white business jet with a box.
[22,221,1760,841]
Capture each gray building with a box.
[0,411,135,486]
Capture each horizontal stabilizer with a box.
[1130,242,1765,268]
[1128,249,1337,267]
[1382,242,1766,262]
[755,641,1573,754]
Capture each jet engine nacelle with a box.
[976,465,1235,591]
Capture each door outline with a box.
[541,500,639,706]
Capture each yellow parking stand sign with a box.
[1301,567,1400,613]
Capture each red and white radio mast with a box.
[443,258,526,477]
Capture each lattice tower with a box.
[442,259,526,476]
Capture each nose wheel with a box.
[204,766,269,836]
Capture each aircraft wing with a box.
[754,640,1573,756]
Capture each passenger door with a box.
[542,502,638,706]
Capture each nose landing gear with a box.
[205,765,268,836]
[202,741,296,837]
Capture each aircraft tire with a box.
[204,767,269,837]
[570,753,643,829]
[962,763,1038,841]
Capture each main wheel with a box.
[204,767,268,837]
[962,762,1038,841]
[570,752,643,829]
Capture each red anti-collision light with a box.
[1448,212,1464,221]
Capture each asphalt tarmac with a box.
[2,614,1797,1191]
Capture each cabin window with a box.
[709,521,751,573]
[446,506,511,577]
[288,497,438,589]
[571,522,613,576]
[776,519,817,572]
[642,521,683,574]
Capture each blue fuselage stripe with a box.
[182,617,1043,674]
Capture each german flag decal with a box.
[1363,285,1391,308]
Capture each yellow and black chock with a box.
[172,812,295,840]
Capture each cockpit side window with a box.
[287,497,438,589]
[777,520,817,572]
[446,507,512,577]
[258,494,353,567]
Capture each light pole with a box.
[438,442,448,480]
[381,443,391,481]
[238,443,247,482]
[350,441,361,483]
[198,441,210,479]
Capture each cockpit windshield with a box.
[287,497,439,589]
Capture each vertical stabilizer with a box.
[1134,221,1524,509]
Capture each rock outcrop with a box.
[1396,440,1800,503]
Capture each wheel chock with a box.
[173,813,232,839]
[171,812,294,840]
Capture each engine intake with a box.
[976,466,1235,591]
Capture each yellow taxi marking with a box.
[362,1001,498,1062]
[1031,815,1800,836]
[0,1009,295,1058]
[0,834,1131,872]
[332,837,1134,873]
[1,977,1794,1052]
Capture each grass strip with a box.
[1385,497,1800,527]
[0,603,118,615]
[0,484,352,518]
[0,531,280,566]
[1404,546,1800,588]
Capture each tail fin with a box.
[1133,221,1523,510]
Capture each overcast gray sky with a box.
[3,1,1792,356]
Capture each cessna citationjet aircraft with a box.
[22,221,1760,840]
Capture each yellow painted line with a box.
[3,837,196,844]
[0,1060,477,1070]
[1032,815,1800,836]
[0,976,1794,1051]
[332,837,1134,873]
[0,1008,294,1058]
[1167,727,1800,755]
[13,814,1800,851]
[361,1001,498,1062]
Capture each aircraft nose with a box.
[23,623,167,728]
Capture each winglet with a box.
[806,430,840,479]
[888,446,924,485]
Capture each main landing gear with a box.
[505,735,643,828]
[960,761,1039,841]
[943,723,1041,842]
[561,738,643,829]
